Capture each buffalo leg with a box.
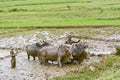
[33,56,35,60]
[71,59,74,63]
[28,55,30,60]
[37,55,42,64]
[58,57,62,68]
[40,57,43,64]
[41,56,46,65]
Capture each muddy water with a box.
[87,34,120,55]
[0,50,102,80]
[0,32,120,80]
[0,50,101,80]
[0,50,10,58]
[0,50,66,80]
[86,40,119,55]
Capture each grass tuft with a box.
[115,46,120,55]
[8,8,27,12]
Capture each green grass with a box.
[0,0,120,27]
[52,55,120,80]
[115,46,120,55]
[0,20,120,27]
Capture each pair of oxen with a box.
[26,40,88,68]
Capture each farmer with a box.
[10,48,17,68]
[65,34,80,44]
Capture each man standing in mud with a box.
[65,34,80,44]
[10,48,17,68]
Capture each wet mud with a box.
[0,32,120,80]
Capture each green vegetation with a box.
[1,26,120,38]
[115,46,120,55]
[0,0,120,27]
[52,55,120,80]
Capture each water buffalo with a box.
[26,41,50,60]
[37,44,73,68]
[70,42,88,64]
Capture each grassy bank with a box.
[0,20,120,27]
[52,55,120,80]
[0,0,120,27]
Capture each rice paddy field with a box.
[0,0,120,80]
[0,0,120,27]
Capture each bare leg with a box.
[11,57,16,68]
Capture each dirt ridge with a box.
[0,25,119,29]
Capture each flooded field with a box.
[0,49,102,80]
[0,31,120,80]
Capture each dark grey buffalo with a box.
[70,42,88,64]
[26,41,50,60]
[37,44,73,68]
